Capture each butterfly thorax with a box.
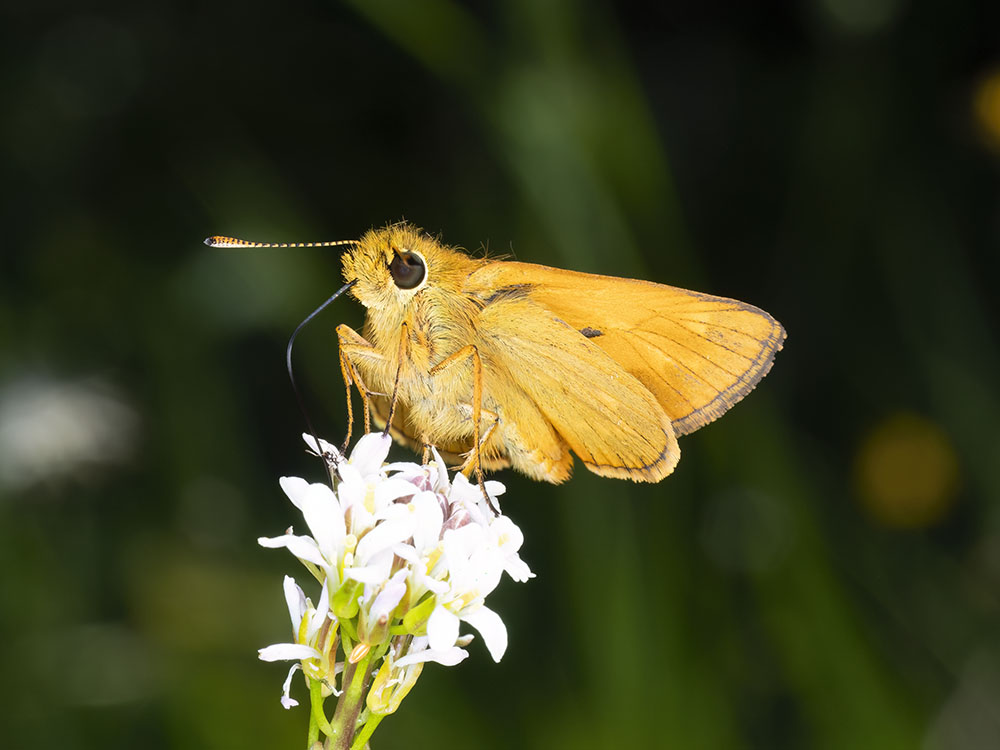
[342,225,494,423]
[363,283,484,378]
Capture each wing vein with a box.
[618,336,695,408]
[633,329,748,381]
[670,316,780,342]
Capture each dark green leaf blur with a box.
[2,1,999,748]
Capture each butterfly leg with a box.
[336,324,386,449]
[384,322,410,434]
[455,406,500,475]
[429,345,491,504]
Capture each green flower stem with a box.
[328,651,374,750]
[309,677,334,738]
[350,714,383,750]
[308,714,319,748]
[306,711,319,748]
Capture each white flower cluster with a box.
[257,432,533,714]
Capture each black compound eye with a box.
[389,251,426,290]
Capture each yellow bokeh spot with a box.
[974,70,1000,152]
[854,412,960,528]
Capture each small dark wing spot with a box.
[580,327,604,338]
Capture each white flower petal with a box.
[395,645,469,668]
[344,567,385,584]
[307,583,332,637]
[302,433,343,461]
[279,476,311,511]
[470,549,505,597]
[298,482,346,561]
[383,461,425,475]
[427,605,460,651]
[369,571,407,620]
[258,533,326,566]
[371,480,420,513]
[282,575,307,630]
[337,464,364,494]
[280,663,301,709]
[489,516,523,551]
[409,491,444,553]
[345,548,393,583]
[442,523,486,569]
[349,432,392,476]
[355,517,415,563]
[427,446,449,490]
[258,643,322,662]
[391,543,418,564]
[448,473,478,502]
[503,557,534,583]
[423,577,449,594]
[463,606,508,662]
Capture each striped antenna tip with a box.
[203,235,356,248]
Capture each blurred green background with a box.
[3,0,1000,748]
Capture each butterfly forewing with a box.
[469,261,786,437]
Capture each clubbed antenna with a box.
[204,236,357,249]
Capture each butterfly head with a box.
[342,223,475,315]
